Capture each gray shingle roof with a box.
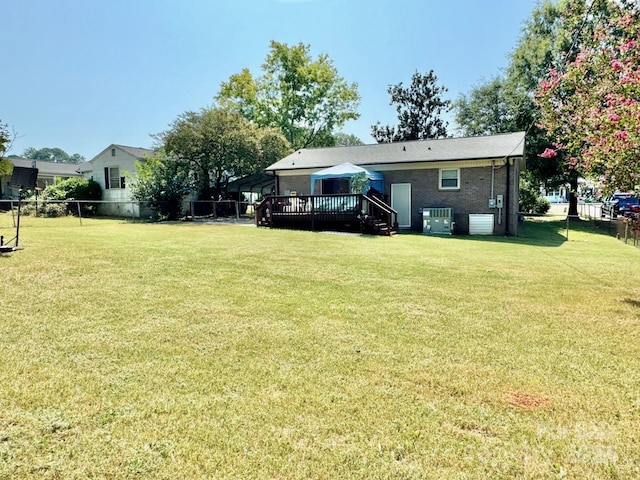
[7,157,84,176]
[267,132,526,171]
[114,144,155,159]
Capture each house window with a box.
[439,169,459,190]
[104,167,123,189]
[111,148,116,157]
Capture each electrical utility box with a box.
[422,207,453,235]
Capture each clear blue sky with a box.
[3,0,536,160]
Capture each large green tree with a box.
[0,120,10,158]
[454,77,517,136]
[371,70,451,143]
[0,120,14,198]
[23,147,86,164]
[333,132,364,146]
[161,107,290,200]
[128,150,195,220]
[217,41,360,150]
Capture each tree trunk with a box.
[567,174,579,219]
[198,169,213,200]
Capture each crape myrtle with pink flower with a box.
[535,1,640,194]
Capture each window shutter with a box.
[120,176,126,189]
[104,167,110,189]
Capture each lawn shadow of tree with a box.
[458,216,635,248]
[624,298,640,309]
[457,218,568,247]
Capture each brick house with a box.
[265,132,526,235]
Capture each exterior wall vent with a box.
[469,214,494,235]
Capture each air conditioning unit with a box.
[422,207,453,235]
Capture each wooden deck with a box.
[255,194,398,236]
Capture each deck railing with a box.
[255,194,398,235]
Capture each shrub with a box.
[519,177,551,215]
[42,178,102,216]
[128,152,194,221]
[38,202,68,217]
[19,201,68,218]
[534,197,551,215]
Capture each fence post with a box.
[77,201,83,226]
[624,222,629,244]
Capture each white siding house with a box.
[82,144,154,217]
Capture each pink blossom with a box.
[620,39,636,52]
[614,131,628,140]
[611,60,623,71]
[540,148,558,158]
[538,80,551,91]
[620,14,634,28]
[608,113,621,122]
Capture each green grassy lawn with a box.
[0,214,639,479]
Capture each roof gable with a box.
[267,132,526,171]
[88,144,155,164]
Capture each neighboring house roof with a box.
[76,162,94,173]
[267,132,526,171]
[7,157,84,177]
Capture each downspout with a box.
[505,157,511,236]
[491,160,495,200]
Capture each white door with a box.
[391,183,412,228]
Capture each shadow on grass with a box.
[624,298,640,309]
[451,218,567,247]
[453,215,622,248]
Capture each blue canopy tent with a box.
[310,162,384,195]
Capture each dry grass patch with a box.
[505,391,551,410]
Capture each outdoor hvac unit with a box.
[422,207,453,235]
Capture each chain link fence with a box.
[578,202,639,247]
[6,198,634,246]
[0,199,256,229]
